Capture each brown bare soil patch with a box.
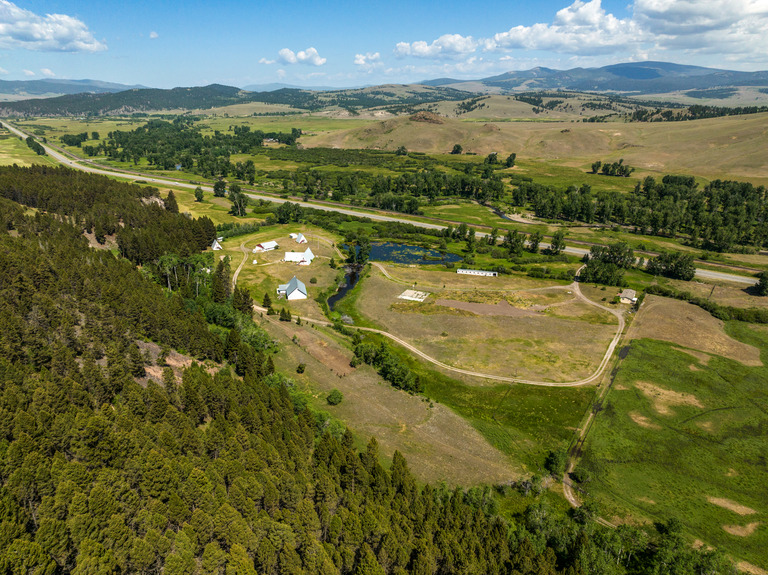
[409,111,444,124]
[696,420,715,432]
[635,381,703,416]
[638,496,657,505]
[737,561,768,575]
[628,295,762,366]
[708,497,758,516]
[629,411,661,429]
[723,522,761,537]
[727,468,739,477]
[83,231,117,250]
[689,364,702,371]
[434,298,539,317]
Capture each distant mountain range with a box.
[2,62,768,116]
[0,78,147,100]
[242,82,339,92]
[424,61,768,94]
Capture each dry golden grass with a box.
[307,112,768,184]
[628,295,763,366]
[357,270,616,382]
[667,279,768,310]
[262,316,519,486]
[634,380,704,416]
[628,411,661,429]
[708,497,758,516]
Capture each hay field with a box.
[355,266,616,382]
[0,130,57,167]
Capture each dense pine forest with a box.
[0,166,737,573]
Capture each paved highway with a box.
[4,121,758,286]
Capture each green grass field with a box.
[580,328,768,568]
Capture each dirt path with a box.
[252,265,626,387]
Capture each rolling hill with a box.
[427,61,768,95]
[0,78,147,101]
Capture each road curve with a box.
[254,263,624,387]
[4,121,757,287]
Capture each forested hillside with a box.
[0,167,736,573]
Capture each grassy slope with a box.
[581,329,768,568]
[307,112,768,185]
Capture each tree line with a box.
[513,175,768,252]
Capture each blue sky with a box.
[2,0,768,88]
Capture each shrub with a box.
[327,389,343,405]
[296,363,306,374]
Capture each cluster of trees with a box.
[353,341,422,393]
[590,160,634,177]
[645,251,696,281]
[60,132,90,147]
[0,165,216,264]
[512,175,768,251]
[84,119,299,179]
[629,104,768,122]
[25,135,45,155]
[579,242,635,286]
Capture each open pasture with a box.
[627,295,762,366]
[262,313,520,486]
[355,266,617,382]
[581,322,768,569]
[0,129,57,167]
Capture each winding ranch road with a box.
[4,121,758,287]
[253,261,624,388]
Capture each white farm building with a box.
[457,269,498,277]
[284,247,315,266]
[277,276,307,300]
[289,232,308,244]
[253,240,279,253]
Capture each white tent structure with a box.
[211,239,223,251]
[295,232,308,244]
[277,276,307,300]
[284,247,315,265]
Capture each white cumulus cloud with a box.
[22,69,34,76]
[395,33,478,59]
[354,51,381,71]
[0,66,7,74]
[0,0,106,52]
[388,0,768,70]
[149,31,159,39]
[278,47,326,66]
[485,0,638,55]
[40,67,55,77]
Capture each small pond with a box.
[328,242,462,310]
[368,241,462,265]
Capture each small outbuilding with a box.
[253,240,279,253]
[277,276,307,300]
[457,268,498,277]
[619,288,637,304]
[211,239,223,251]
[295,232,308,244]
[284,247,315,265]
